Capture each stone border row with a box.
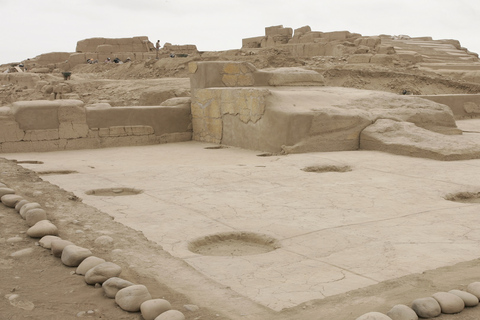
[1,183,186,320]
[356,282,480,320]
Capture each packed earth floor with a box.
[2,119,480,320]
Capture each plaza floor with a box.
[4,120,480,313]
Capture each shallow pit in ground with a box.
[85,188,143,197]
[204,145,229,149]
[445,191,480,203]
[256,152,279,157]
[302,164,352,173]
[188,232,280,256]
[36,170,78,175]
[13,160,44,164]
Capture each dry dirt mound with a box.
[321,67,480,95]
[3,45,480,107]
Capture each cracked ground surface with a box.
[2,121,480,319]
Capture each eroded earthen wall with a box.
[0,100,191,153]
[418,94,480,119]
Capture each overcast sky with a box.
[1,0,479,65]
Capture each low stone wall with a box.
[0,100,191,153]
[418,94,480,119]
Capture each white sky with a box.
[1,0,479,65]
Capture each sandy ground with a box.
[3,134,480,319]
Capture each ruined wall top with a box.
[242,25,359,49]
[241,24,479,62]
[76,36,154,53]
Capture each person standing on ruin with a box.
[156,40,161,59]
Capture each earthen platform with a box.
[4,119,480,318]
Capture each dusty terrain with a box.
[3,144,480,320]
[2,34,480,320]
[2,46,480,108]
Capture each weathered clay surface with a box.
[2,25,480,320]
[360,119,480,160]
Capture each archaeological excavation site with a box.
[2,25,480,320]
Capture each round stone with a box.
[387,304,418,320]
[26,220,59,238]
[25,208,47,227]
[141,299,172,320]
[15,199,29,212]
[1,194,23,208]
[39,235,62,249]
[76,256,106,275]
[355,312,392,320]
[467,282,480,299]
[51,240,75,257]
[432,292,464,314]
[20,202,41,219]
[10,248,35,258]
[449,289,479,307]
[154,310,185,320]
[411,297,441,318]
[94,235,114,247]
[61,245,93,267]
[102,277,134,298]
[115,285,152,312]
[0,187,15,198]
[85,262,122,285]
[7,236,23,243]
[183,305,199,312]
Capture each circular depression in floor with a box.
[36,170,78,175]
[445,191,480,203]
[302,164,352,173]
[256,152,277,157]
[13,160,44,164]
[188,232,281,256]
[85,188,143,197]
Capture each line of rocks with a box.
[7,178,480,320]
[355,281,480,318]
[1,183,186,320]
